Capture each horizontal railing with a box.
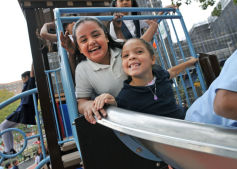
[0,88,46,164]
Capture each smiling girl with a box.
[61,17,158,124]
[94,38,198,119]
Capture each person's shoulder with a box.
[75,60,88,71]
[153,65,170,79]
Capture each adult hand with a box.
[145,19,158,27]
[60,31,75,55]
[112,13,124,29]
[164,4,178,9]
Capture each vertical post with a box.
[24,8,64,169]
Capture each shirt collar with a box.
[87,47,121,71]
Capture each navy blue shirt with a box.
[116,66,185,119]
[7,77,37,124]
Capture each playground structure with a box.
[0,1,237,169]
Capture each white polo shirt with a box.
[75,47,127,98]
[110,20,148,40]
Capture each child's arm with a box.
[158,4,177,15]
[141,4,176,42]
[214,89,237,120]
[94,93,117,111]
[141,20,158,42]
[40,22,57,42]
[60,31,76,81]
[167,57,198,79]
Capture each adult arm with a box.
[167,57,198,79]
[214,89,237,120]
[77,98,107,124]
[40,22,57,42]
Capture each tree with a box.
[0,89,20,123]
[211,2,222,17]
[171,0,237,10]
[171,0,215,9]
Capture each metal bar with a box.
[58,7,177,14]
[33,93,46,159]
[162,19,182,106]
[44,67,61,73]
[55,8,82,156]
[35,156,50,169]
[58,138,74,145]
[0,88,37,109]
[170,19,191,106]
[176,10,206,93]
[0,128,27,159]
[46,72,62,141]
[54,71,69,137]
[60,15,181,23]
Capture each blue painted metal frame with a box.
[176,10,206,92]
[45,68,69,138]
[54,7,207,163]
[55,9,81,156]
[0,88,37,109]
[0,88,46,162]
[35,156,50,169]
[45,71,62,141]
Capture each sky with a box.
[0,0,215,83]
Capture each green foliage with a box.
[171,0,216,9]
[0,89,20,123]
[171,0,236,9]
[211,2,222,16]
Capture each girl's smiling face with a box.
[75,21,110,64]
[121,39,156,79]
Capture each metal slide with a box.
[97,106,237,169]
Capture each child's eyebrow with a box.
[78,30,100,39]
[78,35,86,39]
[91,30,100,34]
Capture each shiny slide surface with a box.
[98,107,237,169]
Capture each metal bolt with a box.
[136,147,142,153]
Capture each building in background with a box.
[174,0,237,64]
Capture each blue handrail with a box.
[0,88,37,109]
[0,88,46,162]
[35,156,50,169]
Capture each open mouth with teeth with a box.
[89,46,101,53]
[129,62,141,69]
